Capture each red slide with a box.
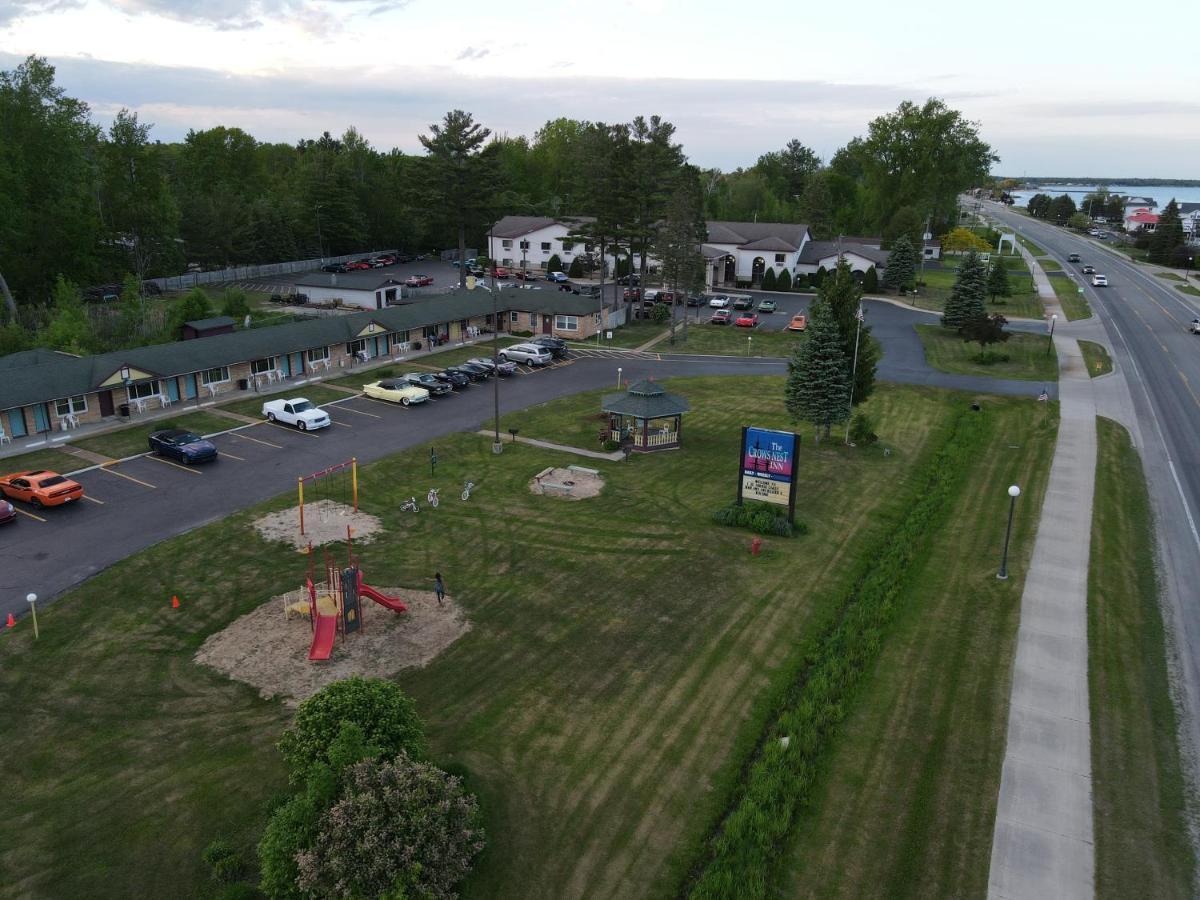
[308,613,338,660]
[358,577,408,613]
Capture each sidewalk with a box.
[987,244,1096,899]
[474,431,623,461]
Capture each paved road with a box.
[0,305,1051,620]
[987,201,1200,777]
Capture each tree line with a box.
[1,54,996,323]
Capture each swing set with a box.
[297,457,358,536]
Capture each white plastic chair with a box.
[0,428,10,446]
[159,394,173,408]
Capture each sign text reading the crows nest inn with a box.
[738,426,799,523]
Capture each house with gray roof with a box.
[700,221,812,287]
[293,273,412,309]
[796,240,889,276]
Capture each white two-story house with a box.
[487,216,650,275]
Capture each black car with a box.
[434,369,471,388]
[457,361,491,379]
[686,295,704,307]
[617,274,641,285]
[148,429,219,464]
[1067,253,1081,263]
[531,335,568,358]
[321,263,348,273]
[404,372,452,395]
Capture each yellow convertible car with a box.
[363,378,430,406]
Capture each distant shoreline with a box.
[998,177,1200,188]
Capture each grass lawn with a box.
[661,321,807,357]
[1089,418,1196,899]
[1176,284,1200,298]
[780,393,1057,898]
[0,377,984,900]
[593,320,668,349]
[911,269,1044,320]
[1079,340,1114,377]
[916,324,1059,382]
[1039,258,1062,272]
[1156,272,1184,281]
[0,446,84,475]
[218,384,354,418]
[1017,234,1046,256]
[70,410,237,460]
[1051,274,1093,320]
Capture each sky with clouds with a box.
[1,0,1197,177]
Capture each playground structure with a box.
[298,458,358,536]
[291,527,409,661]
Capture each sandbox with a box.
[194,589,470,705]
[253,499,382,550]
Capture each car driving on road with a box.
[149,429,219,464]
[1092,274,1108,287]
[1082,264,1095,275]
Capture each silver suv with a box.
[499,343,553,366]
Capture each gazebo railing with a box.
[645,430,678,447]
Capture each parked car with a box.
[500,343,553,366]
[405,274,434,287]
[149,429,219,464]
[363,378,430,406]
[623,287,642,300]
[711,309,732,324]
[617,274,641,285]
[709,296,730,308]
[493,266,510,277]
[758,299,777,313]
[735,312,759,327]
[344,261,370,271]
[0,470,84,508]
[686,295,705,307]
[434,369,471,388]
[0,498,15,525]
[530,335,568,358]
[548,271,570,283]
[1092,274,1108,287]
[732,295,754,310]
[1081,264,1095,274]
[457,361,492,380]
[1067,253,1081,263]
[368,258,387,268]
[321,263,348,273]
[469,355,517,376]
[787,313,808,332]
[514,270,540,281]
[404,372,452,395]
[262,398,331,431]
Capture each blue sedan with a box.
[148,429,219,464]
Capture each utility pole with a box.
[489,223,502,454]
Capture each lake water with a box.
[1009,183,1200,208]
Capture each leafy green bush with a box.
[202,839,245,884]
[602,439,620,452]
[687,408,992,899]
[711,501,801,537]
[651,302,670,324]
[278,677,427,782]
[760,268,778,291]
[568,256,584,277]
[547,253,563,273]
[848,413,878,446]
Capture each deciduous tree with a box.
[958,310,1010,356]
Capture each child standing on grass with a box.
[434,572,445,606]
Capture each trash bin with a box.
[237,378,249,390]
[119,403,130,418]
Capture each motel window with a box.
[55,395,87,417]
[541,242,551,251]
[127,380,160,401]
[307,346,330,364]
[775,253,786,264]
[502,239,513,249]
[529,313,537,327]
[502,258,513,267]
[510,311,520,323]
[347,339,366,355]
[554,315,578,331]
[520,240,530,250]
[250,357,276,376]
[200,367,230,386]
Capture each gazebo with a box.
[601,379,690,452]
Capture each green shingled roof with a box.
[601,380,690,418]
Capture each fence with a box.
[144,250,397,293]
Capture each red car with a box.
[405,274,434,287]
[493,266,510,277]
[0,498,16,525]
[514,270,539,281]
[710,309,732,325]
[735,312,759,328]
[344,261,370,271]
[623,287,642,301]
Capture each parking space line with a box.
[147,456,203,475]
[337,405,383,419]
[363,397,409,411]
[99,465,157,489]
[266,421,319,438]
[220,450,247,460]
[325,419,353,428]
[14,507,47,522]
[233,432,284,449]
[82,495,105,505]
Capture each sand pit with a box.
[529,465,605,501]
[194,589,470,705]
[253,500,382,550]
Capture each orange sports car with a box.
[0,469,85,508]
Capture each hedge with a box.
[712,501,803,537]
[685,406,993,899]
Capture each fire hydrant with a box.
[751,537,763,556]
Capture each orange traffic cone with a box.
[5,612,14,628]
[171,595,180,609]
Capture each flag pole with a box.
[844,303,863,445]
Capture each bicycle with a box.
[462,480,475,501]
[400,496,419,513]
[427,487,440,508]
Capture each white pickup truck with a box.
[262,397,331,431]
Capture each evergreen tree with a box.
[785,298,850,440]
[942,250,987,328]
[761,267,777,291]
[986,257,1011,301]
[776,269,792,292]
[793,273,809,292]
[881,235,916,291]
[547,253,563,273]
[797,172,833,239]
[567,256,584,277]
[1149,199,1185,264]
[820,257,878,406]
[814,266,828,289]
[41,276,90,353]
[862,266,878,292]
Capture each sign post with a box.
[738,426,799,523]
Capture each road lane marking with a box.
[147,456,203,475]
[99,465,156,489]
[232,432,283,448]
[335,405,382,419]
[14,507,46,522]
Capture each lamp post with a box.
[746,335,752,356]
[26,592,39,640]
[488,223,502,454]
[998,485,1021,580]
[617,366,623,389]
[1186,255,1194,285]
[1045,313,1057,355]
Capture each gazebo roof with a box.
[601,380,690,418]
